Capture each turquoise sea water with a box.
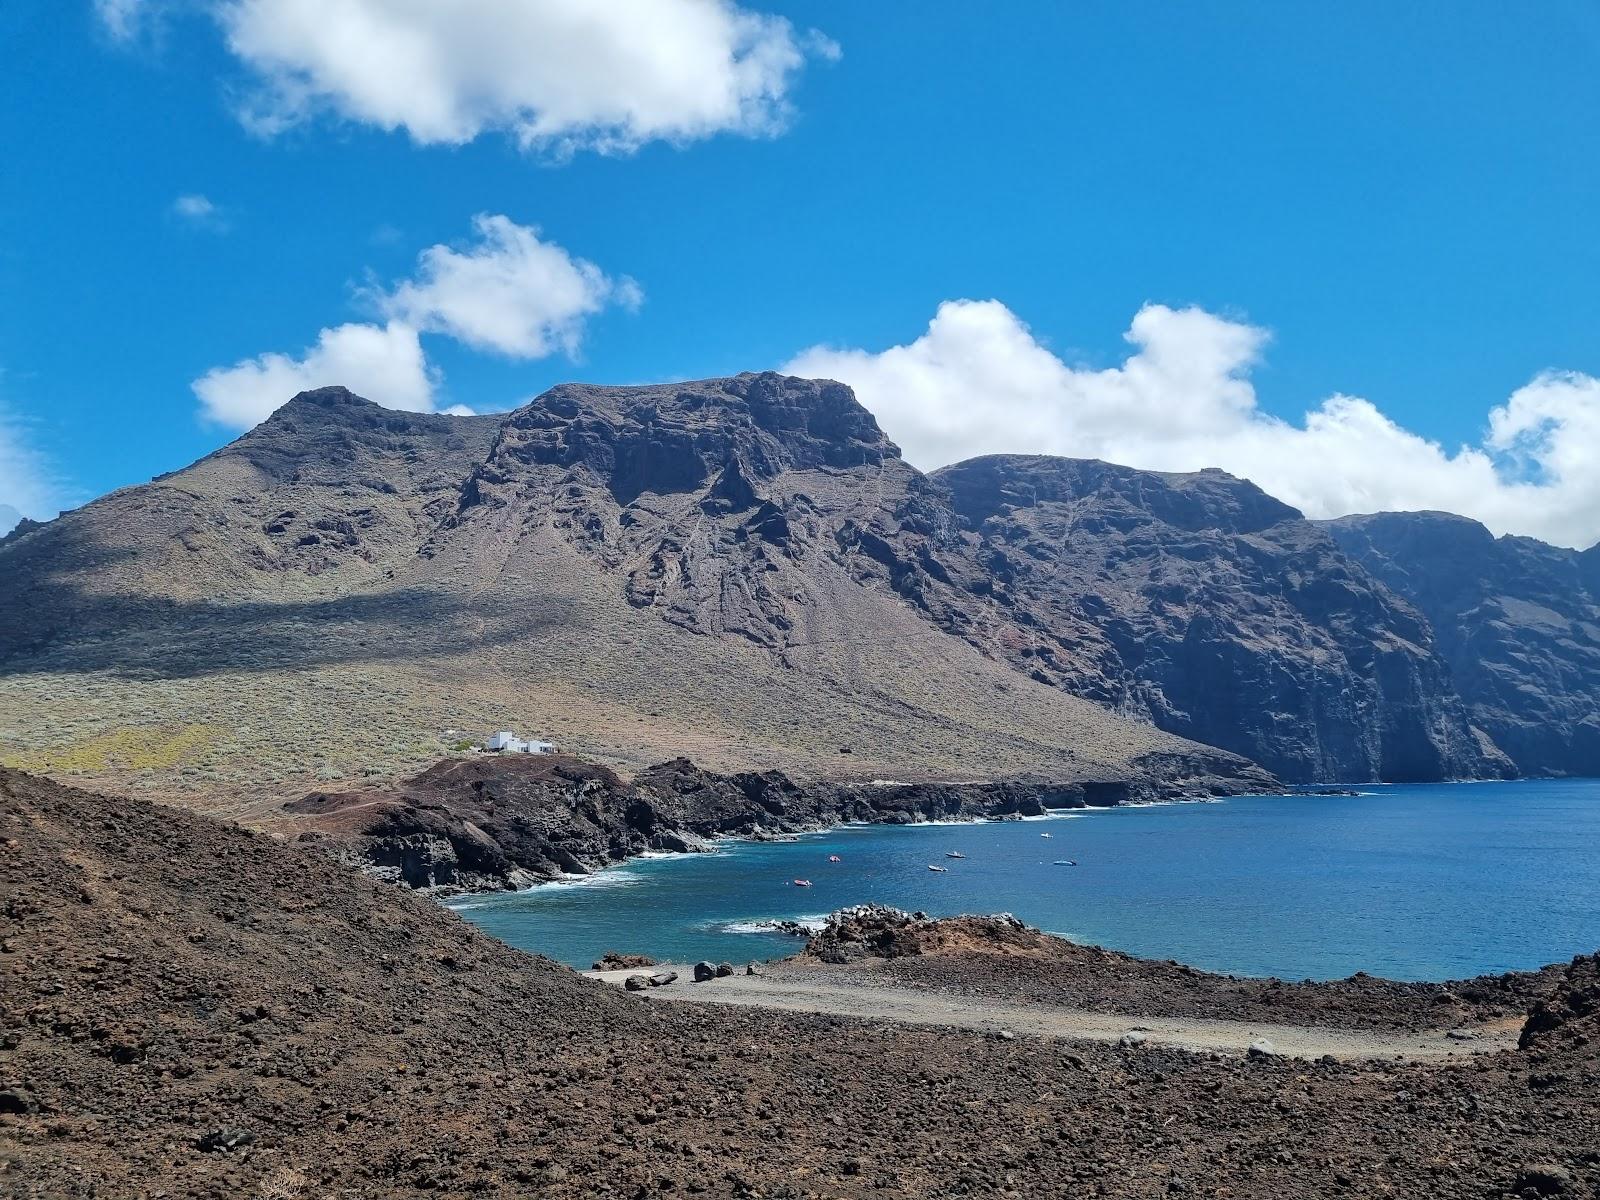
[450,780,1600,981]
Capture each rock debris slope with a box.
[5,766,1599,1200]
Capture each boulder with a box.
[1118,1032,1148,1049]
[716,961,735,978]
[693,961,718,983]
[197,1127,257,1153]
[623,974,652,991]
[745,963,761,976]
[648,971,678,987]
[1512,1164,1573,1195]
[1246,1039,1278,1059]
[593,951,657,971]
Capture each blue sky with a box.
[4,2,1600,545]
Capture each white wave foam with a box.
[715,914,829,935]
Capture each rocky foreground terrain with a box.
[280,752,1266,893]
[4,766,1599,1200]
[5,374,1596,808]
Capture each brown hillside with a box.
[4,767,1598,1199]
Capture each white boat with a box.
[945,851,966,859]
[927,865,948,873]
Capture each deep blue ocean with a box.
[450,780,1600,981]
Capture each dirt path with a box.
[590,965,1521,1060]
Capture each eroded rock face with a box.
[1326,511,1600,778]
[283,753,1250,895]
[927,457,1510,782]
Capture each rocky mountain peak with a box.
[486,373,893,507]
[935,455,1302,536]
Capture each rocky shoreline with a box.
[281,751,1276,895]
[777,905,1566,1033]
[6,765,1599,1200]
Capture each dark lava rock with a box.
[1513,1163,1574,1195]
[594,951,657,971]
[196,1127,256,1153]
[715,962,734,978]
[692,961,718,983]
[623,974,652,992]
[1520,953,1600,1050]
[0,1089,37,1114]
[285,753,1226,896]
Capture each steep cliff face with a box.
[1326,511,1600,777]
[927,457,1511,783]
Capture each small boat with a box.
[827,855,842,863]
[792,878,812,887]
[1040,832,1052,838]
[945,851,966,859]
[1052,860,1078,867]
[927,864,948,873]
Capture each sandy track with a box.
[590,965,1521,1060]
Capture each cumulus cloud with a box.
[785,301,1600,549]
[171,193,229,231]
[193,320,435,427]
[379,214,640,358]
[167,0,829,154]
[193,214,635,428]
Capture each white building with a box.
[485,731,554,755]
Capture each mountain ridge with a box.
[1,373,1588,806]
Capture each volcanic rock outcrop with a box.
[282,752,1243,893]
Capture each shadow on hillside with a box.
[0,574,576,680]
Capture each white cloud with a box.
[193,321,435,427]
[785,301,1600,550]
[94,0,151,41]
[171,193,229,231]
[192,214,635,428]
[379,214,640,358]
[0,401,63,522]
[441,403,475,417]
[202,0,831,154]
